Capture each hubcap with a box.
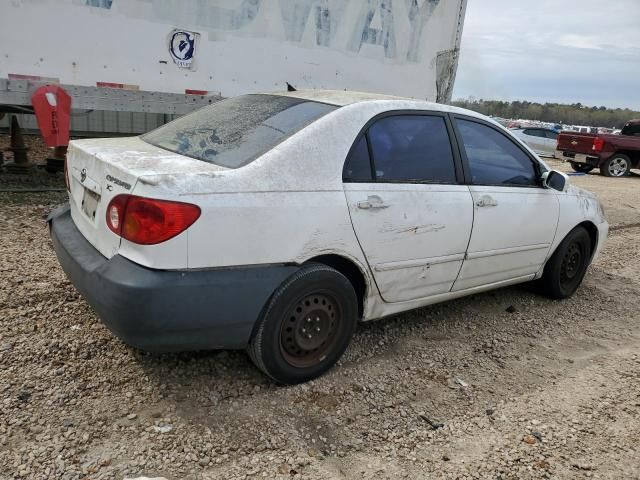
[608,158,628,177]
[560,243,583,285]
[280,292,341,368]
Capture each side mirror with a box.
[541,170,569,192]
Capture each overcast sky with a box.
[453,0,640,109]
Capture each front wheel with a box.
[539,227,592,299]
[570,162,594,173]
[601,154,631,177]
[248,264,358,384]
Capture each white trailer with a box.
[0,0,467,136]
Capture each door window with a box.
[343,136,373,182]
[366,115,456,183]
[456,119,539,187]
[544,130,559,140]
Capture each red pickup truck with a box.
[555,119,640,177]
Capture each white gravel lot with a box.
[0,157,639,479]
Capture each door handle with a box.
[475,195,498,207]
[357,195,389,210]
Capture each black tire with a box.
[248,263,358,384]
[539,227,592,299]
[600,154,631,177]
[570,162,594,174]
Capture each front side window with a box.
[142,94,337,168]
[544,130,559,140]
[456,119,539,187]
[367,115,456,183]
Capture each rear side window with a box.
[544,130,559,140]
[343,136,373,181]
[456,119,539,187]
[367,115,456,183]
[142,94,337,168]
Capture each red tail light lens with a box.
[592,137,604,152]
[106,195,201,245]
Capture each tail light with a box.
[106,194,201,245]
[592,137,604,152]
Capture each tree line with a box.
[450,98,640,129]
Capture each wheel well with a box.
[577,221,598,260]
[613,150,639,167]
[305,254,367,318]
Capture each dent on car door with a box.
[451,118,560,291]
[342,113,473,303]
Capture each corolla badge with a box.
[169,29,199,70]
[80,168,87,183]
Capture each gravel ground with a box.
[0,157,639,480]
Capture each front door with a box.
[342,113,473,303]
[451,117,560,291]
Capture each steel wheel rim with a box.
[560,242,583,286]
[279,292,342,368]
[608,158,628,177]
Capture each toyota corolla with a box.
[49,91,608,384]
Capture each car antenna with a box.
[286,82,297,92]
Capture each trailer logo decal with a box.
[169,30,199,70]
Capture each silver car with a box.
[511,128,559,157]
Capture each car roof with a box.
[268,89,410,106]
[260,89,493,123]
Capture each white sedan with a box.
[49,91,608,384]
[510,127,559,157]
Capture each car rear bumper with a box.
[555,150,600,166]
[48,204,297,352]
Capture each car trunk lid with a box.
[66,136,227,259]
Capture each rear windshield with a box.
[142,94,337,168]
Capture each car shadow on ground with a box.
[131,281,547,397]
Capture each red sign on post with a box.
[31,85,72,147]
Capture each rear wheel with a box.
[248,264,358,384]
[570,162,594,173]
[539,226,592,299]
[601,154,631,177]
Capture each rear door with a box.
[343,112,473,303]
[451,116,559,291]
